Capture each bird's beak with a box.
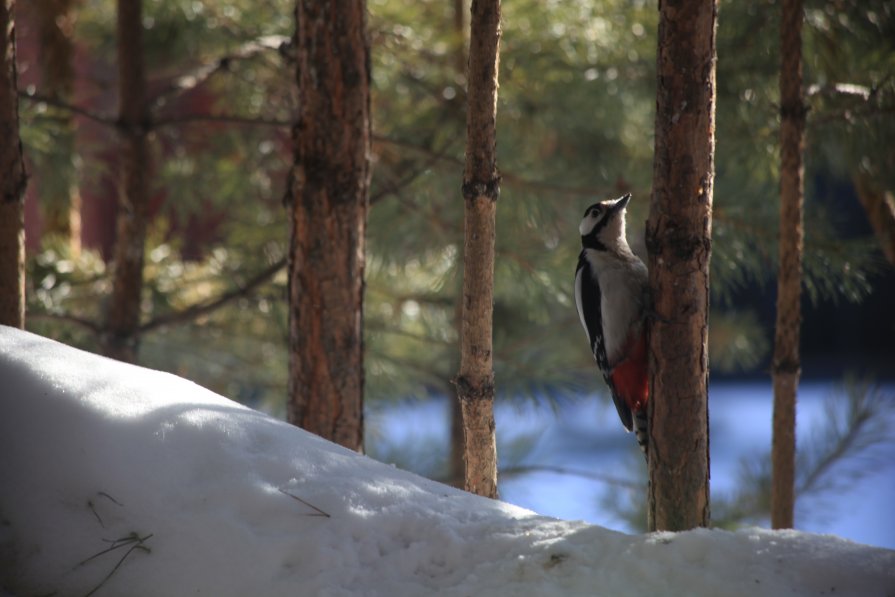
[611,193,632,213]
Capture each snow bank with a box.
[1,326,893,596]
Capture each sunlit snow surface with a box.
[1,327,893,596]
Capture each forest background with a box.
[15,0,895,535]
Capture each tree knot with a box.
[772,358,801,376]
[462,175,501,203]
[779,101,808,122]
[452,375,495,403]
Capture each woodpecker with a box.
[574,193,650,454]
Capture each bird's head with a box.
[579,193,632,252]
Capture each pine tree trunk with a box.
[771,0,805,531]
[103,0,149,362]
[0,0,28,329]
[456,0,501,499]
[646,0,717,532]
[287,0,371,452]
[35,0,80,253]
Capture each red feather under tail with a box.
[610,331,649,455]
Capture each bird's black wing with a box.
[575,251,634,431]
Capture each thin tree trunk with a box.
[771,0,806,531]
[103,0,149,362]
[456,0,501,499]
[35,0,80,253]
[646,0,717,532]
[287,0,371,452]
[0,0,28,329]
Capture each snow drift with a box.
[1,326,893,596]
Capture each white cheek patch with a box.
[579,215,596,236]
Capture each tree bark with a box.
[103,0,149,362]
[646,0,717,532]
[0,0,28,329]
[456,0,500,499]
[771,0,806,531]
[287,0,371,452]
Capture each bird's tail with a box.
[634,409,648,460]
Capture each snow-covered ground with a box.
[2,326,893,596]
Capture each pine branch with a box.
[373,134,614,199]
[807,77,895,127]
[807,82,874,100]
[27,311,102,334]
[370,141,458,205]
[806,75,894,103]
[810,104,895,126]
[797,424,864,497]
[19,90,118,128]
[140,258,285,333]
[151,35,290,109]
[714,381,893,528]
[20,89,292,131]
[499,464,641,490]
[365,286,455,308]
[796,382,891,496]
[31,256,287,342]
[365,323,453,346]
[152,112,291,128]
[22,91,617,201]
[367,351,450,391]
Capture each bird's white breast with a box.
[583,249,648,365]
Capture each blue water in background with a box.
[367,381,895,550]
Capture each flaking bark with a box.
[771,0,806,531]
[287,0,371,452]
[0,0,28,329]
[646,0,717,532]
[456,0,501,499]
